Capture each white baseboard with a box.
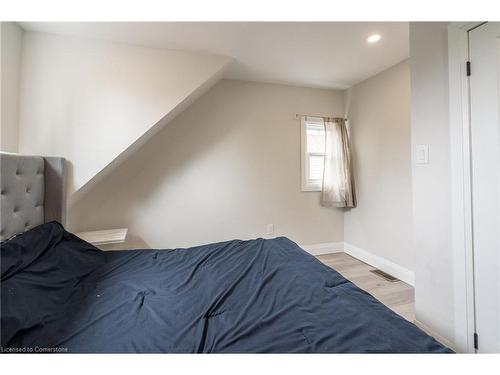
[299,241,415,286]
[300,242,344,256]
[343,242,415,286]
[414,319,458,352]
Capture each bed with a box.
[0,152,452,353]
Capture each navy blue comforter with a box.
[1,222,451,353]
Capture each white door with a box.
[469,21,500,353]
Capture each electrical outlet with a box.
[266,224,274,235]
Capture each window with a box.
[301,117,325,191]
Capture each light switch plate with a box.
[416,145,429,164]
[266,224,274,235]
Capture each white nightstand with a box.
[76,228,128,246]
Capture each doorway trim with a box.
[447,21,484,353]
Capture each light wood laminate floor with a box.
[316,252,415,322]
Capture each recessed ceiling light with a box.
[367,34,381,43]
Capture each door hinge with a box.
[466,61,471,77]
[474,332,478,350]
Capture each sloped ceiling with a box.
[20,22,409,89]
[17,31,231,201]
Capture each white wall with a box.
[343,60,414,274]
[0,22,23,152]
[17,31,230,195]
[410,22,455,343]
[68,79,345,249]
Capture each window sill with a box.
[301,184,322,192]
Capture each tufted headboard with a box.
[0,152,67,241]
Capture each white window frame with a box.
[301,116,325,192]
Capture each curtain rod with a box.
[295,113,347,121]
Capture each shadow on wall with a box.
[67,81,238,249]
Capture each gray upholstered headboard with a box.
[0,152,67,241]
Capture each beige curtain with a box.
[321,118,356,208]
